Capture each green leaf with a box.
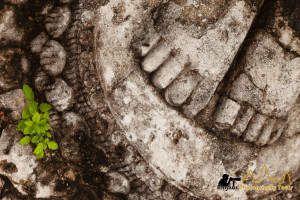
[36,151,44,159]
[48,141,58,150]
[32,112,40,122]
[19,136,31,145]
[41,131,45,137]
[45,138,49,143]
[22,109,31,119]
[18,119,24,126]
[33,124,40,134]
[45,123,50,131]
[18,120,25,131]
[28,102,38,115]
[24,121,34,127]
[46,132,52,138]
[39,103,52,112]
[43,112,49,120]
[34,143,44,154]
[24,126,32,135]
[43,143,47,150]
[40,126,46,134]
[40,119,47,125]
[31,136,39,144]
[23,84,34,101]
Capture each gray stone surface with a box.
[230,73,263,109]
[60,112,86,162]
[152,56,185,89]
[0,89,26,120]
[0,125,37,195]
[165,70,201,106]
[243,31,300,118]
[0,6,24,44]
[45,78,74,111]
[30,32,48,54]
[107,172,130,194]
[244,113,267,142]
[231,106,255,137]
[214,97,241,129]
[34,69,50,93]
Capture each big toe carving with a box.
[134,0,261,118]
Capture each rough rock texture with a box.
[0,6,24,45]
[0,125,37,195]
[45,6,71,38]
[60,112,87,162]
[0,90,26,120]
[0,0,299,199]
[30,32,48,54]
[107,172,130,194]
[45,78,74,111]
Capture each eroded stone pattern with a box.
[0,49,25,92]
[0,6,24,45]
[45,6,71,38]
[40,40,67,76]
[96,0,299,199]
[45,78,74,112]
[0,0,299,199]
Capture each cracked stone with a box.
[0,125,37,195]
[45,78,74,112]
[107,172,130,194]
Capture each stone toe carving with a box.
[40,40,66,76]
[134,0,261,118]
[45,78,74,112]
[45,6,71,38]
[214,31,300,145]
[165,70,201,106]
[95,0,300,198]
[1,0,299,199]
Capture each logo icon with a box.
[239,164,293,192]
[217,174,241,191]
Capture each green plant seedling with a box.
[18,84,58,159]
